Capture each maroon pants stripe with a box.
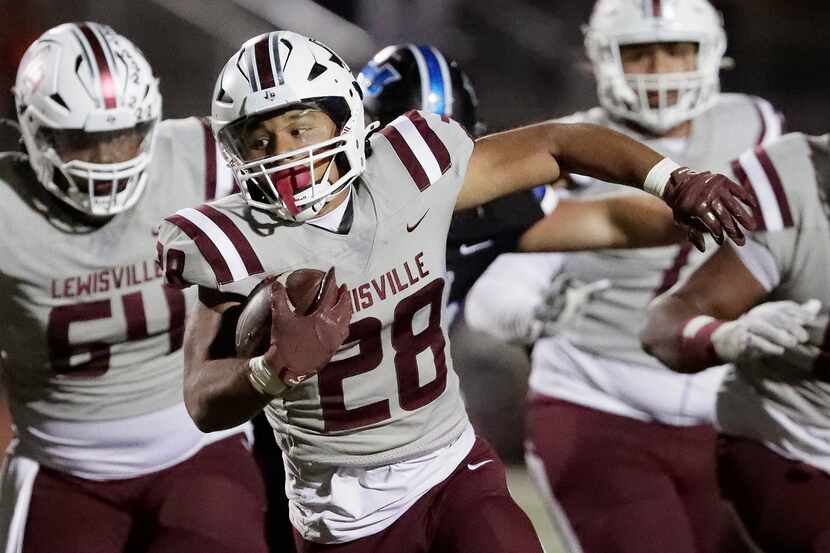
[718,435,830,553]
[293,437,543,553]
[526,395,754,553]
[22,435,267,553]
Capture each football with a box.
[235,269,327,357]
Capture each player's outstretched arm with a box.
[518,193,685,252]
[183,300,272,432]
[457,122,756,248]
[641,244,816,373]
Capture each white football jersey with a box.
[720,133,830,472]
[157,111,475,468]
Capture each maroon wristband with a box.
[678,316,725,371]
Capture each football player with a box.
[357,44,558,323]
[0,23,266,553]
[641,132,830,553]
[155,31,754,553]
[465,0,779,551]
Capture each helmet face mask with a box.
[14,22,162,218]
[212,32,370,223]
[585,0,726,134]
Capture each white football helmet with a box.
[585,0,726,133]
[14,22,161,217]
[212,31,372,223]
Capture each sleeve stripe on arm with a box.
[165,206,263,285]
[752,96,784,145]
[730,159,767,231]
[734,147,794,232]
[201,119,217,201]
[755,146,794,227]
[164,213,232,284]
[379,110,451,191]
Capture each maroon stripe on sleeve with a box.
[201,120,217,200]
[755,146,794,228]
[195,205,264,276]
[380,125,430,191]
[79,24,117,109]
[652,0,662,16]
[752,99,767,145]
[406,110,451,174]
[730,159,767,231]
[254,38,275,90]
[654,243,693,297]
[164,214,233,284]
[163,286,186,353]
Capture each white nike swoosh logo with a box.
[467,459,494,471]
[459,240,494,256]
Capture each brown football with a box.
[234,269,327,357]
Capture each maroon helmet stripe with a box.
[730,159,766,231]
[254,38,275,90]
[201,120,217,200]
[79,24,117,109]
[195,205,264,276]
[380,125,430,191]
[652,0,662,17]
[405,111,451,174]
[164,214,233,284]
[755,146,794,228]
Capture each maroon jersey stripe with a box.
[752,99,767,145]
[195,205,265,276]
[78,24,117,109]
[406,110,451,174]
[163,286,186,353]
[652,0,662,17]
[164,214,233,284]
[254,37,275,90]
[755,146,794,228]
[731,159,767,231]
[380,125,430,191]
[654,242,693,296]
[201,120,217,200]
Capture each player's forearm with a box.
[183,356,271,432]
[518,195,685,252]
[547,123,665,190]
[641,294,714,374]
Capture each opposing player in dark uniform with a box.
[156,30,754,553]
[0,23,266,553]
[358,43,556,320]
[643,132,830,553]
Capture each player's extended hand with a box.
[663,168,757,251]
[711,300,821,364]
[264,267,352,386]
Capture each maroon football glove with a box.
[663,168,758,252]
[264,267,352,386]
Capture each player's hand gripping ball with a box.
[235,267,353,386]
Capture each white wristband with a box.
[643,158,682,198]
[247,355,287,398]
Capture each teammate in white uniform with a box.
[0,23,265,553]
[155,30,754,553]
[465,1,780,551]
[642,132,830,553]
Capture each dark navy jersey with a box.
[445,188,546,305]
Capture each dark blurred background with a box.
[1,0,827,135]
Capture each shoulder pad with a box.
[156,202,265,289]
[373,110,473,192]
